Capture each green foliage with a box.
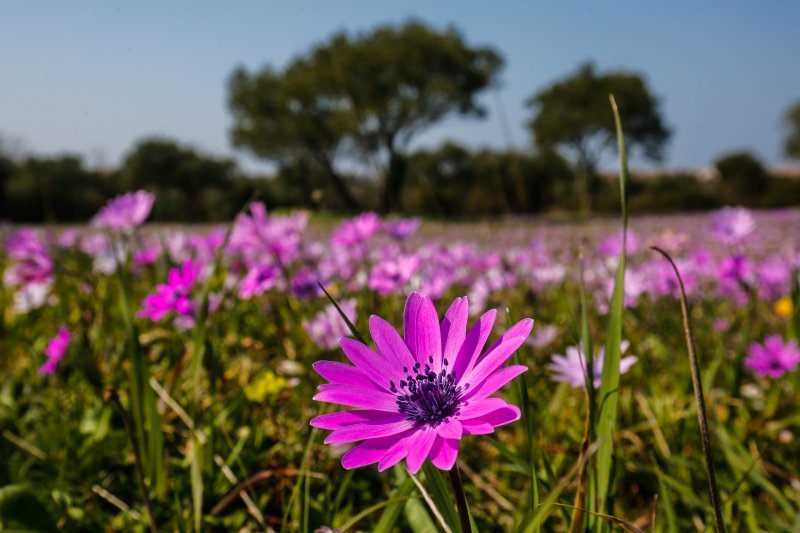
[714,151,769,201]
[526,63,670,212]
[228,20,503,212]
[784,100,800,160]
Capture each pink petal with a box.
[461,421,495,435]
[429,436,459,470]
[369,315,416,372]
[441,297,468,370]
[312,361,381,390]
[339,338,396,390]
[310,410,400,430]
[405,426,437,474]
[341,432,410,470]
[457,397,509,420]
[435,418,463,440]
[378,430,417,471]
[404,292,424,350]
[403,294,442,370]
[462,405,521,432]
[462,365,527,401]
[451,309,496,380]
[313,385,398,411]
[325,417,415,444]
[459,319,533,389]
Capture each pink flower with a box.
[368,254,419,295]
[303,299,358,350]
[139,259,201,322]
[745,336,800,378]
[3,230,53,287]
[384,218,421,240]
[549,341,637,389]
[331,212,381,247]
[239,263,280,299]
[311,293,532,473]
[39,327,71,376]
[710,206,755,246]
[93,190,155,231]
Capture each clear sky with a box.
[1,1,798,173]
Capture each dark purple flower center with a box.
[390,357,462,425]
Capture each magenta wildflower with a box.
[93,190,155,231]
[39,327,71,376]
[368,254,419,295]
[239,263,281,299]
[744,336,800,378]
[548,341,637,389]
[4,230,53,286]
[331,212,381,247]
[710,206,755,245]
[385,218,421,240]
[311,293,532,473]
[303,299,358,350]
[139,259,201,322]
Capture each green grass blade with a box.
[374,475,417,533]
[419,464,459,533]
[594,95,630,527]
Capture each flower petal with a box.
[459,319,533,389]
[339,338,396,390]
[462,405,521,432]
[310,410,398,430]
[341,431,412,470]
[325,417,416,444]
[429,436,459,470]
[441,297,468,370]
[462,365,527,401]
[312,360,381,390]
[404,294,442,370]
[404,292,424,350]
[435,418,463,440]
[313,385,398,411]
[369,315,416,372]
[452,309,496,380]
[457,397,509,420]
[405,426,437,474]
[377,429,418,471]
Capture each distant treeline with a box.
[1,138,799,223]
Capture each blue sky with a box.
[1,1,798,173]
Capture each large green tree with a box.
[784,101,800,160]
[526,63,670,212]
[228,21,503,212]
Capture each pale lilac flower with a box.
[230,203,307,266]
[239,263,281,299]
[526,324,559,349]
[756,256,791,300]
[745,336,800,378]
[139,259,201,322]
[39,327,71,376]
[711,206,755,246]
[303,299,358,350]
[4,230,53,287]
[385,218,421,240]
[93,190,155,231]
[368,254,419,295]
[331,212,381,247]
[549,341,637,389]
[311,293,532,473]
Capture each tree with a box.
[121,138,236,221]
[228,21,503,212]
[784,101,800,160]
[715,151,768,201]
[526,62,671,212]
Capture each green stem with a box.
[448,465,472,533]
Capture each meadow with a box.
[2,174,800,530]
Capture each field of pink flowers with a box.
[1,191,799,531]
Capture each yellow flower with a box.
[244,371,289,402]
[774,297,794,318]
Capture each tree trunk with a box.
[319,157,360,212]
[381,151,406,213]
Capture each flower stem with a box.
[449,464,472,533]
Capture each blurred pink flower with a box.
[745,336,800,378]
[710,206,755,246]
[549,341,637,389]
[39,326,71,376]
[368,254,419,295]
[303,299,358,350]
[93,190,154,231]
[139,259,201,322]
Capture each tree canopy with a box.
[228,21,503,212]
[526,62,670,211]
[784,101,800,160]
